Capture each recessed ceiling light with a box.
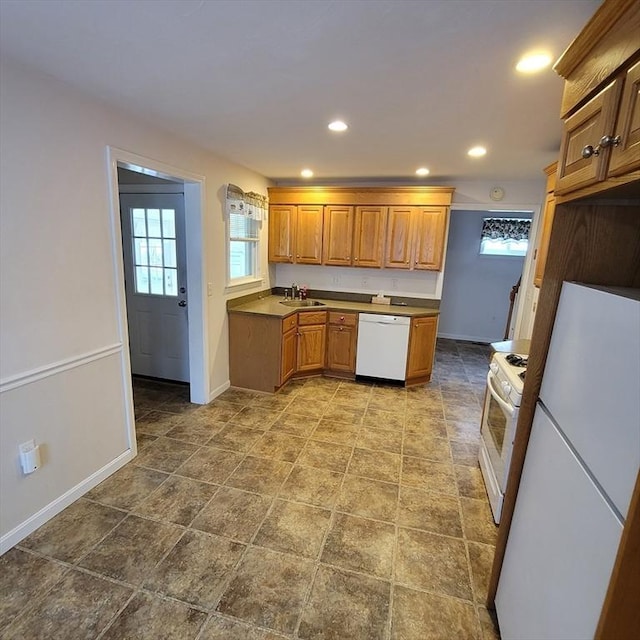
[415,167,430,176]
[300,168,314,178]
[516,52,552,73]
[328,120,348,132]
[468,146,487,158]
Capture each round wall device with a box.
[490,186,505,201]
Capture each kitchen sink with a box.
[280,300,326,307]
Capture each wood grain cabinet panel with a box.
[413,206,447,270]
[353,206,387,268]
[280,325,297,385]
[556,79,622,195]
[384,207,414,268]
[533,163,558,288]
[295,205,324,264]
[325,312,358,375]
[405,316,437,382]
[297,323,326,372]
[323,205,354,266]
[608,60,640,177]
[268,205,296,263]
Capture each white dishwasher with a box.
[356,313,411,381]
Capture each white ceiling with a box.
[0,0,600,183]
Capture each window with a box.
[480,217,531,257]
[228,210,259,282]
[131,208,178,296]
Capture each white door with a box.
[119,193,189,382]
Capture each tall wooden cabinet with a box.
[489,2,640,637]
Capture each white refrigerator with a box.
[496,283,640,639]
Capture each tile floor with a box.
[0,339,501,640]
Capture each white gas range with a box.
[479,351,527,523]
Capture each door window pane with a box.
[162,209,176,238]
[147,209,162,237]
[149,267,164,295]
[164,269,177,296]
[148,238,163,267]
[135,266,149,294]
[163,240,176,268]
[132,209,147,236]
[134,238,148,266]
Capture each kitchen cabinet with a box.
[268,204,323,264]
[405,316,438,383]
[322,205,354,266]
[384,206,448,271]
[280,314,297,385]
[325,312,358,376]
[268,187,454,269]
[296,311,327,372]
[554,26,640,198]
[533,162,557,288]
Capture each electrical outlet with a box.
[332,275,340,285]
[361,277,369,288]
[391,278,398,290]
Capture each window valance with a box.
[481,217,531,241]
[226,183,268,221]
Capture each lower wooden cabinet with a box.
[325,312,358,376]
[297,323,327,372]
[280,325,297,385]
[405,316,438,383]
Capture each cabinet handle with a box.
[354,257,359,261]
[339,327,344,331]
[582,135,621,159]
[340,316,345,321]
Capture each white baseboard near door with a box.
[0,449,134,555]
[209,380,230,403]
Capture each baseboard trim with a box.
[209,380,230,403]
[0,449,133,555]
[437,332,494,344]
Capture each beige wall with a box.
[0,56,271,549]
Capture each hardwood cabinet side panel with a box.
[280,327,297,385]
[323,205,354,265]
[229,314,281,392]
[488,202,640,609]
[533,195,556,288]
[296,205,324,264]
[384,207,415,269]
[268,205,296,263]
[413,207,447,271]
[353,206,387,268]
[608,61,640,177]
[405,316,438,380]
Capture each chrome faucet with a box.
[291,283,299,299]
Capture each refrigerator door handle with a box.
[487,371,515,417]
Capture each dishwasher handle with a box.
[358,313,411,325]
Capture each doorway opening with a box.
[107,147,209,450]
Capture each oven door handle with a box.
[486,371,515,417]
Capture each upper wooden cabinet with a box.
[268,204,323,264]
[533,163,557,288]
[268,187,453,271]
[553,0,640,200]
[385,206,448,271]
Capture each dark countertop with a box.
[228,294,440,319]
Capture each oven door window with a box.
[482,373,516,484]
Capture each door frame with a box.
[106,147,209,426]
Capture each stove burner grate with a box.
[506,353,528,367]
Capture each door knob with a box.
[178,300,187,307]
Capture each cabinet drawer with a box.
[298,311,327,325]
[282,314,297,333]
[328,311,357,326]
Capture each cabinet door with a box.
[608,61,640,177]
[326,319,357,374]
[295,205,323,264]
[533,194,556,288]
[353,206,386,268]
[323,205,354,266]
[268,205,296,263]
[384,206,415,269]
[297,324,326,372]
[555,79,622,195]
[413,206,447,271]
[405,316,437,380]
[280,327,297,384]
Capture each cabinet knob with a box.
[599,135,621,148]
[354,257,359,261]
[581,144,599,159]
[340,316,345,321]
[339,327,344,331]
